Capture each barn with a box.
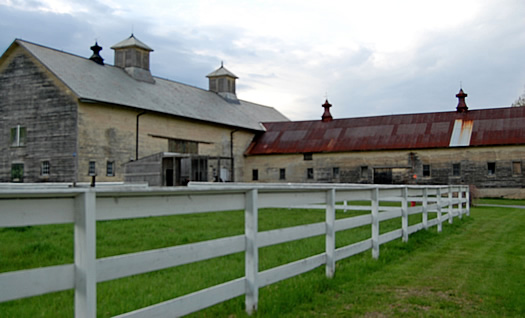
[244,94,525,198]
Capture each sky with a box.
[1,0,525,121]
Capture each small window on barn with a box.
[487,162,496,176]
[279,168,286,180]
[106,161,115,177]
[88,161,96,176]
[423,164,431,177]
[333,167,340,178]
[10,125,26,147]
[304,153,313,161]
[252,169,259,181]
[452,163,460,176]
[361,166,368,179]
[307,168,314,179]
[11,163,24,182]
[512,161,522,175]
[41,160,50,176]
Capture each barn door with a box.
[374,168,393,184]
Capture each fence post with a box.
[74,190,97,318]
[466,186,470,217]
[371,187,379,259]
[422,188,428,230]
[401,187,409,242]
[325,188,336,278]
[437,187,442,233]
[458,187,463,219]
[245,189,259,315]
[448,186,453,224]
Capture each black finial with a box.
[89,42,104,65]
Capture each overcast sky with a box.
[1,0,525,120]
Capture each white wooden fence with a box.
[0,183,469,317]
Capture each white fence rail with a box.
[0,183,470,317]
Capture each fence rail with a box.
[0,183,469,317]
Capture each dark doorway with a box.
[374,168,393,184]
[166,169,174,186]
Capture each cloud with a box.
[1,0,525,121]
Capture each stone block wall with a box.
[0,50,77,183]
[244,146,525,197]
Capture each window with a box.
[106,161,115,177]
[307,168,314,179]
[303,153,313,161]
[279,168,286,180]
[513,161,522,175]
[11,163,24,182]
[452,163,460,176]
[361,166,368,179]
[252,169,258,181]
[423,164,430,177]
[41,161,50,176]
[333,167,340,178]
[88,161,96,176]
[10,125,26,147]
[487,162,496,176]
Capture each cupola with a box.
[206,62,238,102]
[111,34,154,83]
[321,99,333,122]
[456,88,468,113]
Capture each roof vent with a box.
[89,42,104,65]
[456,89,468,113]
[321,99,333,122]
[206,62,238,102]
[111,34,154,83]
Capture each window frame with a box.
[307,168,314,179]
[452,163,461,177]
[333,167,340,179]
[106,161,115,177]
[360,166,368,179]
[487,162,496,176]
[88,161,97,176]
[279,168,286,180]
[10,125,26,147]
[11,163,24,182]
[41,160,50,177]
[303,153,313,161]
[422,164,431,178]
[512,161,522,176]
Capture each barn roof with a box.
[246,105,525,155]
[10,39,287,131]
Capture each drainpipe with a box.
[136,111,146,160]
[230,129,239,182]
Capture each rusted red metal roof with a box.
[246,106,525,155]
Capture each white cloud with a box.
[1,0,524,120]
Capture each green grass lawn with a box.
[1,202,523,317]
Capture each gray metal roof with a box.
[207,65,238,79]
[16,40,288,131]
[110,34,154,51]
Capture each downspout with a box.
[230,129,239,182]
[136,111,146,160]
